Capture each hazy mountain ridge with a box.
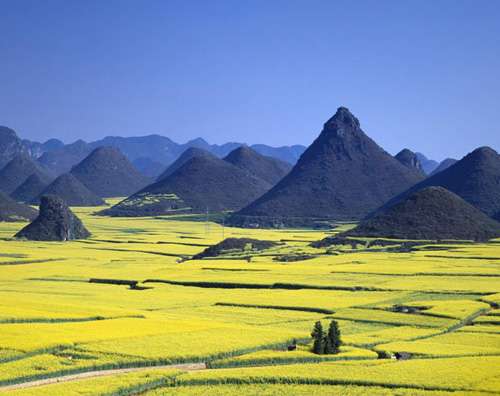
[0,127,307,177]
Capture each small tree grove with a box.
[311,319,341,355]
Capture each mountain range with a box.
[0,127,307,177]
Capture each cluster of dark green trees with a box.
[311,320,341,354]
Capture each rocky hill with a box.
[15,195,90,240]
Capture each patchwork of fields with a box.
[0,202,499,395]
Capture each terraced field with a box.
[0,201,499,395]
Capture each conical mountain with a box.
[32,173,105,207]
[381,147,500,218]
[395,149,424,175]
[429,158,458,176]
[0,191,38,222]
[104,155,271,216]
[11,173,51,203]
[346,187,500,241]
[0,154,52,194]
[229,107,424,227]
[15,195,90,241]
[157,147,217,181]
[70,147,150,197]
[223,146,292,185]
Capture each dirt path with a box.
[0,362,206,392]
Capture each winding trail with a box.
[0,362,206,392]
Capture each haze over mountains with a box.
[0,126,306,178]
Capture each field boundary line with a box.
[0,363,206,392]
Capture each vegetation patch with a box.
[89,278,149,290]
[192,238,279,260]
[215,302,334,315]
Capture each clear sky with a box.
[1,0,499,160]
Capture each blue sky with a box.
[1,0,499,160]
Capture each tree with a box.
[325,319,341,354]
[311,321,325,354]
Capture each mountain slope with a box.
[229,107,424,227]
[132,157,165,178]
[70,147,150,197]
[0,191,38,222]
[11,173,51,203]
[346,187,500,241]
[430,158,458,176]
[223,146,291,185]
[104,155,271,216]
[33,173,105,206]
[251,144,305,165]
[395,149,424,175]
[0,126,30,169]
[38,140,92,175]
[381,147,500,218]
[415,152,439,175]
[157,148,217,182]
[0,154,52,194]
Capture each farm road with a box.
[0,362,206,392]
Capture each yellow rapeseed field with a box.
[0,201,498,394]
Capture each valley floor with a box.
[0,202,499,395]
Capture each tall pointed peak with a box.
[324,107,360,130]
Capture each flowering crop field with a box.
[0,202,499,394]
